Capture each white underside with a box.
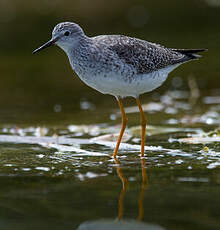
[76,64,180,98]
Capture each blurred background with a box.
[0,0,219,124]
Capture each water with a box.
[1,89,220,230]
[1,1,220,229]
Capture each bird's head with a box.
[33,22,85,54]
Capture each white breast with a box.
[74,64,181,98]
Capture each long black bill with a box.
[32,37,58,54]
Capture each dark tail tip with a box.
[172,48,207,60]
[172,48,208,55]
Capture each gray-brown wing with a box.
[94,35,188,74]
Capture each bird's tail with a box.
[172,48,207,59]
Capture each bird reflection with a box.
[77,157,165,230]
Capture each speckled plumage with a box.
[34,22,206,98]
[92,35,189,75]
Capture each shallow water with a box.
[1,90,220,230]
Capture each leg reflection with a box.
[114,157,149,221]
[138,158,149,221]
[114,158,128,220]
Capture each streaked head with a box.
[33,22,85,54]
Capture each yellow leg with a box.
[113,97,128,158]
[136,97,146,157]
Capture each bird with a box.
[33,22,206,158]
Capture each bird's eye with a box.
[64,31,70,36]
